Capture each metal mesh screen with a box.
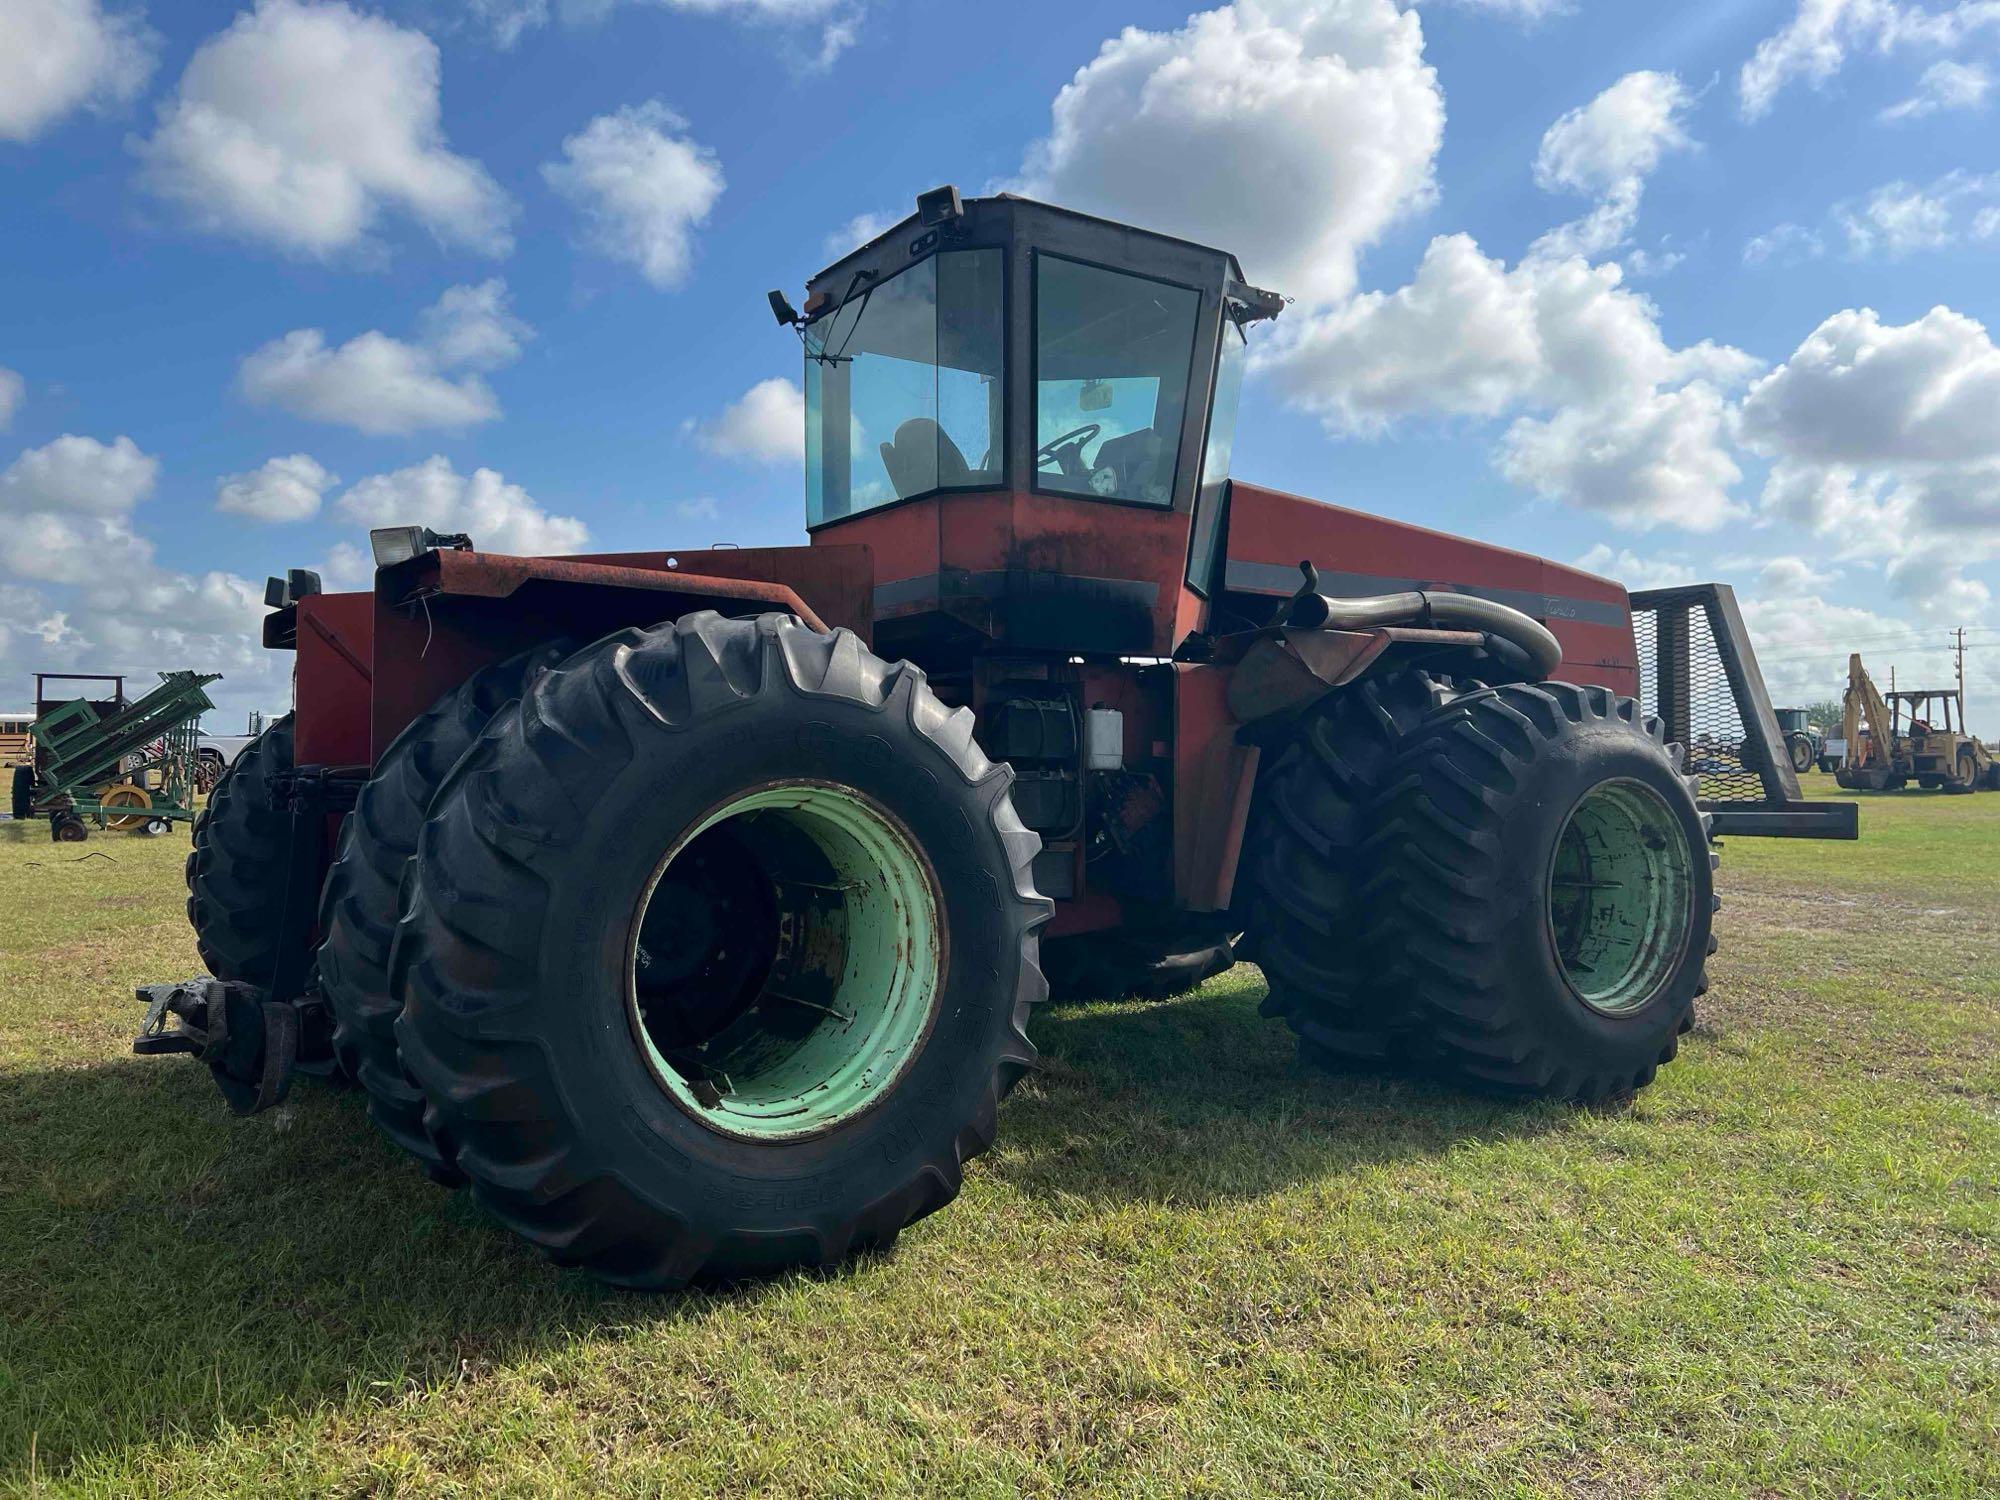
[1632,599,1767,804]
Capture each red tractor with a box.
[148,189,1822,1288]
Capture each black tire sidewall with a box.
[529,681,1024,1235]
[1473,721,1713,1072]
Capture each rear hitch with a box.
[133,977,333,1115]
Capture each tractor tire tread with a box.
[185,715,296,985]
[1242,671,1462,1067]
[317,644,573,1183]
[1361,680,1717,1103]
[391,612,1047,1288]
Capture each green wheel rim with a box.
[626,780,943,1141]
[1546,778,1694,1017]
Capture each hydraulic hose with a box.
[1284,572,1564,681]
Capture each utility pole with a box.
[1956,626,1967,727]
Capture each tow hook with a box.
[134,977,304,1116]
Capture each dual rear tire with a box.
[315,644,574,1181]
[1246,677,1716,1103]
[313,613,1046,1287]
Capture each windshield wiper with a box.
[806,269,878,367]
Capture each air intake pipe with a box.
[1282,562,1564,681]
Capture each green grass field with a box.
[2,777,1996,1496]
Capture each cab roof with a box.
[804,191,1254,314]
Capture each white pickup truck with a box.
[195,712,268,789]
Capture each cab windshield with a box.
[805,249,1004,524]
[1034,255,1202,507]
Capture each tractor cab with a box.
[784,188,1281,662]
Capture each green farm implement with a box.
[12,671,221,841]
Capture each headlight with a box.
[370,525,431,568]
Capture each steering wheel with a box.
[1036,424,1101,479]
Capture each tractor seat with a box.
[879,418,971,498]
[1090,426,1168,503]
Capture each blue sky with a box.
[4,0,1999,727]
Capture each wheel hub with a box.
[1547,778,1694,1016]
[626,781,943,1141]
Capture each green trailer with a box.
[11,671,221,841]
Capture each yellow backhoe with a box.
[1835,653,1994,792]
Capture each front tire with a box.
[392,614,1049,1288]
[1364,683,1716,1103]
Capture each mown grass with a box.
[0,777,1995,1497]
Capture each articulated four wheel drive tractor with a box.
[147,190,1839,1288]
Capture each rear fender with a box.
[366,545,873,758]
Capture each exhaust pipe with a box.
[1282,563,1564,680]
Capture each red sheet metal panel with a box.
[1173,663,1258,913]
[822,487,1197,657]
[292,592,374,767]
[1222,483,1639,696]
[365,545,875,760]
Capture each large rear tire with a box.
[1787,734,1815,774]
[1239,671,1462,1066]
[316,644,572,1182]
[186,715,295,985]
[10,764,31,821]
[392,613,1049,1287]
[1945,751,1979,794]
[1365,682,1716,1103]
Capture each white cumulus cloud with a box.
[1499,383,1744,532]
[1530,70,1696,262]
[1880,57,1992,119]
[1743,222,1827,267]
[1255,234,1758,530]
[1740,303,2000,616]
[0,433,159,516]
[0,0,154,142]
[689,377,804,464]
[134,0,513,261]
[473,0,863,68]
[1746,171,2000,263]
[542,102,725,290]
[215,454,337,522]
[1573,544,1698,590]
[0,431,289,722]
[1838,171,2000,257]
[1739,0,2000,120]
[1013,0,1444,305]
[1535,71,1694,200]
[237,281,528,435]
[336,456,589,556]
[1740,305,2000,469]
